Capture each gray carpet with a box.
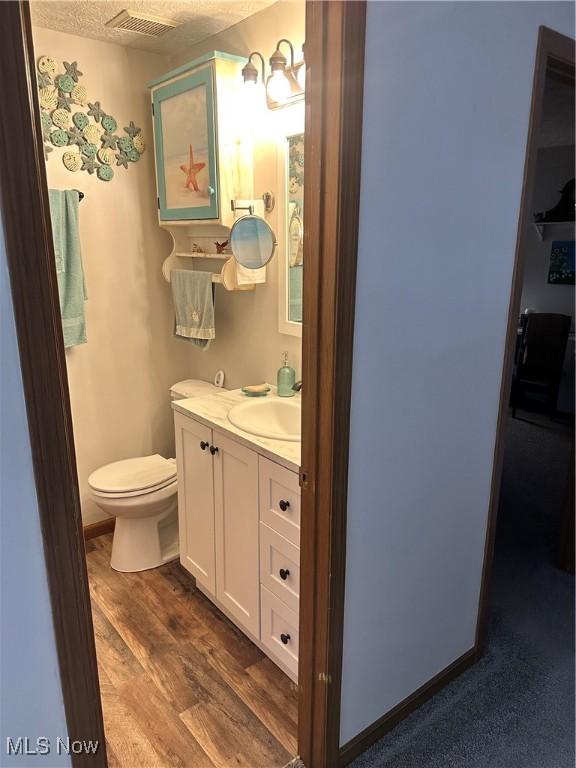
[351,413,574,768]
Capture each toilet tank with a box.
[170,379,225,401]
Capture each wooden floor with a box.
[86,535,297,768]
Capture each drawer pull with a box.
[279,568,290,581]
[200,441,209,451]
[210,445,219,455]
[280,633,291,645]
[279,499,290,512]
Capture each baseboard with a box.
[338,646,479,766]
[83,517,115,541]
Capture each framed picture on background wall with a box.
[548,241,575,285]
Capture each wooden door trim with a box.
[299,2,367,765]
[2,0,369,766]
[0,2,107,765]
[337,647,478,766]
[476,26,575,651]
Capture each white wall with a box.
[32,28,192,523]
[520,144,575,325]
[340,1,574,746]
[0,215,70,765]
[167,0,304,389]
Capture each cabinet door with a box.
[213,430,259,636]
[174,412,215,594]
[152,66,219,221]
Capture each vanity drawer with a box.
[259,523,300,613]
[260,585,299,680]
[258,456,300,546]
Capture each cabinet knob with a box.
[280,633,291,645]
[200,441,209,451]
[209,445,219,455]
[279,568,290,581]
[279,499,290,512]
[208,186,215,196]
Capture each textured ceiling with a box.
[30,0,276,56]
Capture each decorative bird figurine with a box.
[534,178,575,223]
[215,240,229,254]
[180,144,205,192]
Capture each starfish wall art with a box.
[37,55,146,183]
[180,145,206,192]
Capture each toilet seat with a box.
[88,455,176,498]
[90,476,177,500]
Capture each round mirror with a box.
[230,215,276,269]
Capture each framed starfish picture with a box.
[152,67,218,220]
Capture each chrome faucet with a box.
[292,380,302,392]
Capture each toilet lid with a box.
[88,455,176,494]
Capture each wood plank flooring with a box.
[86,535,297,768]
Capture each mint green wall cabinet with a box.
[149,52,253,226]
[152,67,218,221]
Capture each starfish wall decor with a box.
[37,55,146,183]
[180,144,206,192]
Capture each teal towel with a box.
[48,190,87,347]
[171,270,215,350]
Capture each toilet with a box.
[88,379,223,572]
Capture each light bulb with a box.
[267,69,291,105]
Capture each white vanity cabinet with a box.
[258,456,301,678]
[174,409,301,681]
[174,412,259,636]
[213,432,259,637]
[174,413,216,593]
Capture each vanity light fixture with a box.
[241,39,305,110]
[241,51,266,88]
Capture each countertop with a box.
[172,389,301,473]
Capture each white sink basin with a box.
[227,397,301,442]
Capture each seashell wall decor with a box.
[37,56,145,183]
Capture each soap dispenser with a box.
[277,352,296,397]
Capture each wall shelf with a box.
[160,220,256,291]
[174,251,230,260]
[532,221,574,242]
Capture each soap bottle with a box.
[277,352,296,397]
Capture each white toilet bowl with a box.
[88,455,178,572]
[89,379,225,572]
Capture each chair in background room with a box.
[511,312,572,418]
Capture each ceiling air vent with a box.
[105,9,178,37]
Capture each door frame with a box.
[0,2,107,764]
[298,1,367,765]
[0,1,368,767]
[476,25,575,650]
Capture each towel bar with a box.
[162,254,253,291]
